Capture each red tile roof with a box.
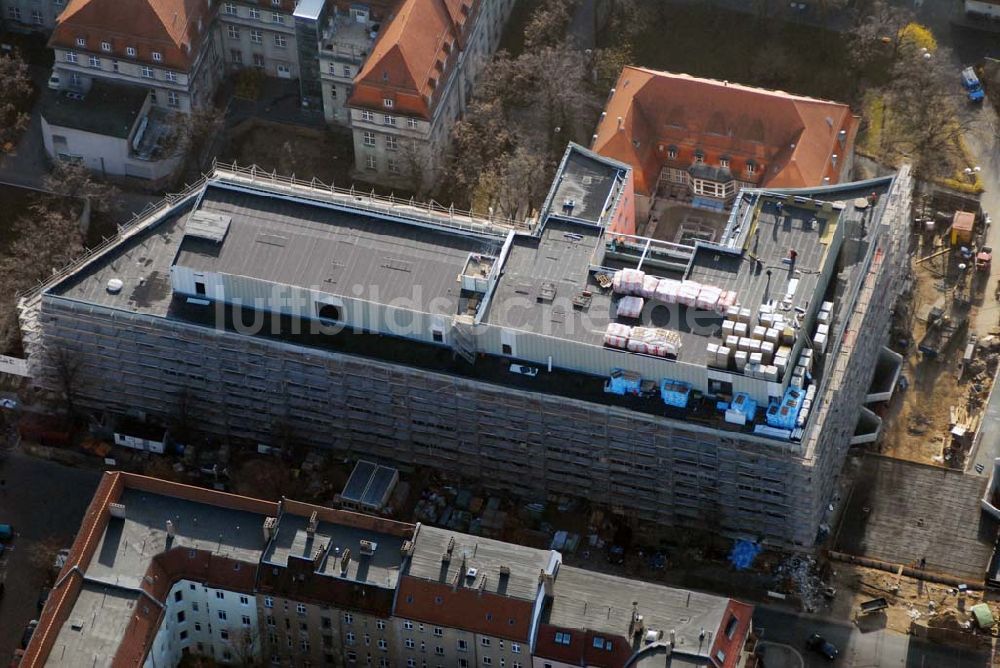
[348,0,476,119]
[593,66,859,196]
[49,0,214,71]
[395,576,534,642]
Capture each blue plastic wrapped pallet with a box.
[605,368,642,395]
[766,386,804,430]
[660,379,692,408]
[730,392,757,421]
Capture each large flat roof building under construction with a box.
[21,144,913,546]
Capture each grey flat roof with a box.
[483,219,609,344]
[42,80,146,139]
[175,184,493,311]
[263,512,407,588]
[546,566,731,657]
[49,583,142,665]
[547,147,625,225]
[407,525,554,601]
[686,200,834,317]
[85,487,269,588]
[53,203,194,316]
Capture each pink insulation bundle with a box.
[604,323,632,349]
[677,281,702,307]
[616,296,645,319]
[612,269,645,295]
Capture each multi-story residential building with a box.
[18,142,912,547]
[48,0,223,114]
[1,0,65,32]
[592,66,859,219]
[346,0,516,185]
[217,0,298,80]
[21,471,757,668]
[40,0,224,182]
[317,0,396,124]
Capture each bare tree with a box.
[0,199,85,352]
[884,44,974,180]
[472,146,548,221]
[44,160,121,216]
[846,0,913,75]
[232,626,264,667]
[523,0,575,51]
[0,50,32,151]
[162,106,226,169]
[45,345,85,418]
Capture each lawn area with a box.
[609,4,859,104]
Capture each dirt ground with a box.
[219,122,359,190]
[828,562,998,642]
[878,232,996,466]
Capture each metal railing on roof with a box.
[14,175,209,301]
[211,160,532,237]
[15,160,535,302]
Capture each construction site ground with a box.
[827,561,997,647]
[879,213,997,467]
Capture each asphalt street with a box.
[755,605,991,668]
[0,448,101,660]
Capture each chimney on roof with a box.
[838,129,847,144]
[669,629,676,647]
[166,520,175,538]
[313,543,326,569]
[478,575,487,596]
[617,116,623,131]
[307,511,319,536]
[499,565,510,578]
[109,503,126,519]
[340,548,351,575]
[831,153,838,167]
[262,517,277,544]
[538,569,554,597]
[401,540,415,557]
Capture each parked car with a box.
[508,363,539,377]
[806,633,839,660]
[19,620,37,649]
[53,548,70,571]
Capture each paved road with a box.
[755,605,991,667]
[0,447,101,659]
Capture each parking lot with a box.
[0,446,100,659]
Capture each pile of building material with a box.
[611,269,737,313]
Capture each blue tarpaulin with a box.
[729,540,762,570]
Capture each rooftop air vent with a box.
[359,539,377,556]
[106,278,124,294]
[466,567,479,580]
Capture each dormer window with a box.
[720,157,730,168]
[383,98,393,108]
[101,41,111,52]
[76,37,86,47]
[693,149,705,164]
[271,0,281,5]
[152,51,162,62]
[666,145,678,159]
[126,46,136,57]
[746,160,757,174]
